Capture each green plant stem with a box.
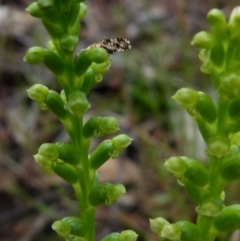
[63,54,75,96]
[77,141,96,241]
[208,157,225,197]
[217,96,229,137]
[73,170,96,241]
[225,39,238,69]
[69,115,83,147]
[197,215,217,241]
[60,46,97,241]
[72,182,83,215]
[196,156,226,241]
[69,112,96,241]
[196,96,230,241]
[85,207,96,241]
[209,71,220,90]
[80,142,96,241]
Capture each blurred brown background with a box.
[1,0,240,240]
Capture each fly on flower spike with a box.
[78,38,132,55]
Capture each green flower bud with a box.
[172,88,199,109]
[38,143,59,162]
[37,0,54,9]
[214,204,240,231]
[196,92,217,123]
[75,49,92,77]
[89,140,115,169]
[207,8,226,26]
[100,233,120,241]
[161,224,181,241]
[207,137,230,158]
[164,156,187,178]
[207,9,227,38]
[82,117,103,138]
[199,48,210,62]
[231,133,240,145]
[62,217,86,237]
[106,184,126,205]
[81,68,96,95]
[82,116,119,138]
[52,220,71,239]
[176,221,200,241]
[219,72,240,97]
[88,183,111,206]
[230,144,239,154]
[26,2,42,18]
[150,217,169,234]
[198,49,219,75]
[184,181,203,204]
[44,90,68,120]
[185,158,209,186]
[94,73,103,83]
[79,3,88,20]
[38,0,59,25]
[43,50,65,76]
[27,84,49,102]
[56,142,79,166]
[220,191,225,201]
[59,35,79,53]
[67,91,90,116]
[228,97,240,119]
[46,39,56,51]
[112,134,133,152]
[231,144,239,154]
[88,47,109,64]
[191,31,215,49]
[53,162,78,184]
[196,197,223,218]
[229,7,240,40]
[91,60,111,75]
[200,59,212,75]
[98,117,120,136]
[34,153,53,172]
[60,90,67,103]
[23,47,44,64]
[119,230,138,241]
[220,154,240,181]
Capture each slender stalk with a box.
[197,215,216,241]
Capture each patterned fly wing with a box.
[88,38,131,54]
[77,38,131,56]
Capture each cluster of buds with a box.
[157,7,240,241]
[24,0,111,94]
[34,133,132,180]
[191,8,240,98]
[150,204,240,241]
